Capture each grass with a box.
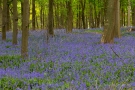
[85,29,103,34]
[0,55,26,69]
[84,29,130,35]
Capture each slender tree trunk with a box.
[12,0,18,45]
[121,8,124,26]
[60,7,64,29]
[54,3,58,29]
[0,0,2,31]
[97,11,101,27]
[40,6,43,29]
[59,2,65,29]
[36,16,39,29]
[103,0,107,27]
[32,0,35,30]
[93,0,97,28]
[7,3,10,31]
[48,0,54,36]
[114,0,120,37]
[66,0,73,33]
[21,0,29,58]
[76,4,80,29]
[124,10,126,26]
[43,11,45,29]
[132,5,135,31]
[89,3,94,28]
[127,0,131,27]
[101,8,104,27]
[21,2,23,30]
[76,3,82,29]
[2,0,8,40]
[85,16,88,28]
[80,0,86,29]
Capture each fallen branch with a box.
[110,46,122,60]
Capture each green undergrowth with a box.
[84,29,133,36]
[85,29,103,34]
[0,77,72,90]
[0,55,26,69]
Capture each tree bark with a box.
[2,0,8,40]
[32,0,36,30]
[132,7,135,26]
[114,0,120,38]
[36,16,39,29]
[40,6,43,29]
[48,0,54,36]
[121,8,124,26]
[127,0,131,27]
[66,0,73,33]
[0,0,2,31]
[80,0,86,29]
[7,2,10,31]
[12,0,18,45]
[131,4,135,31]
[21,0,29,58]
[21,2,23,31]
[101,0,120,44]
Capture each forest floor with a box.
[0,29,135,89]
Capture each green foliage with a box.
[85,29,103,33]
[0,55,25,68]
[0,77,27,90]
[29,61,54,72]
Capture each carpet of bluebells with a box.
[0,28,135,90]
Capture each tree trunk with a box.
[121,8,124,26]
[43,11,45,29]
[127,0,131,27]
[0,0,2,31]
[89,3,94,28]
[132,5,135,31]
[7,2,10,31]
[36,16,39,29]
[101,0,120,44]
[66,0,73,33]
[48,0,54,36]
[77,4,82,29]
[124,10,126,26]
[80,0,86,29]
[114,0,120,38]
[12,0,18,45]
[32,0,35,30]
[2,0,8,40]
[21,0,29,58]
[54,3,58,29]
[40,6,43,29]
[21,2,23,30]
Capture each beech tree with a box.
[12,0,18,45]
[131,0,135,30]
[7,1,10,31]
[32,0,36,30]
[2,0,8,40]
[128,0,131,27]
[48,0,54,36]
[132,5,135,27]
[21,0,29,58]
[80,0,86,29]
[101,0,120,43]
[0,0,2,31]
[66,0,73,33]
